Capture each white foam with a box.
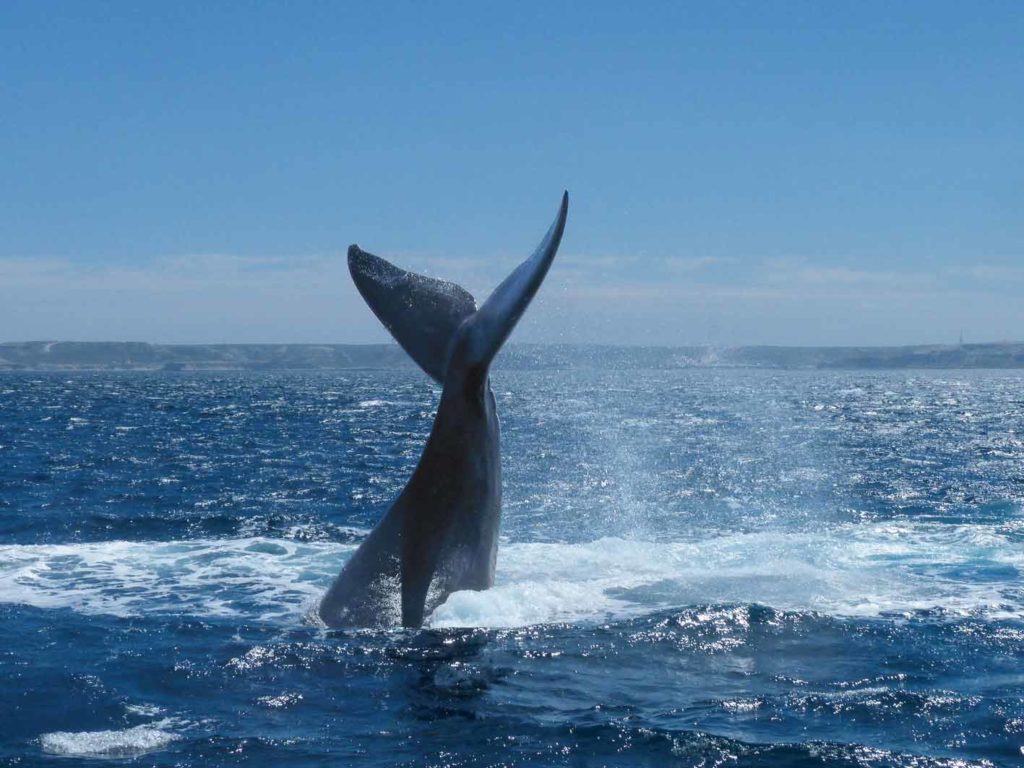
[257,692,303,708]
[39,719,181,758]
[123,703,164,717]
[429,522,1024,628]
[0,519,1020,627]
[0,537,349,621]
[431,578,608,628]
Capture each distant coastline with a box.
[2,341,1023,371]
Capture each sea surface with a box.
[1,368,1022,767]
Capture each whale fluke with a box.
[347,245,477,383]
[321,193,569,628]
[461,190,568,371]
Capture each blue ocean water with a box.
[1,368,1022,766]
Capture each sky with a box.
[2,2,1022,347]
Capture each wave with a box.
[0,520,1021,627]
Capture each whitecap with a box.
[39,719,181,758]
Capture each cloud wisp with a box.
[2,251,1022,346]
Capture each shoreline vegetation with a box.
[1,341,1023,371]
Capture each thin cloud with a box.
[2,251,1022,346]
[946,264,1024,282]
[663,256,733,272]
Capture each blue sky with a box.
[2,2,1022,346]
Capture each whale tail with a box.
[348,192,568,381]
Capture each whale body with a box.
[319,193,568,628]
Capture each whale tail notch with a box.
[347,191,568,381]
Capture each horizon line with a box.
[3,339,1023,351]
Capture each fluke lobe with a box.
[319,193,569,628]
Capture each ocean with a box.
[1,368,1022,766]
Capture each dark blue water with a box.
[1,369,1022,766]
